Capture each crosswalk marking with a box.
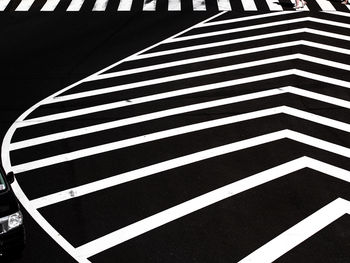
[66,0,84,11]
[118,0,133,10]
[265,0,283,11]
[0,0,11,11]
[168,0,181,10]
[143,0,156,10]
[15,0,35,11]
[315,0,336,10]
[193,0,206,10]
[242,0,257,10]
[41,0,61,11]
[217,0,231,10]
[92,0,109,11]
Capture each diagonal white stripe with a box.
[217,0,231,10]
[41,0,61,11]
[0,0,11,11]
[92,0,108,11]
[315,0,336,10]
[66,0,84,10]
[265,0,283,10]
[168,0,181,10]
[193,0,206,10]
[143,0,156,11]
[15,0,35,10]
[239,197,350,263]
[117,0,132,10]
[75,157,350,259]
[241,0,257,10]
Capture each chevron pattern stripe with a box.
[2,11,350,263]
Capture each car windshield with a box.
[0,170,6,191]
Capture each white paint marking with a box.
[92,0,108,11]
[241,0,257,10]
[166,17,348,43]
[15,0,35,10]
[11,105,350,174]
[143,0,156,11]
[30,112,350,208]
[75,158,350,259]
[0,0,11,11]
[168,0,181,10]
[11,179,91,263]
[265,0,283,10]
[117,0,132,10]
[41,0,61,11]
[217,0,231,10]
[239,198,350,263]
[66,0,84,11]
[315,0,336,10]
[96,43,350,79]
[10,89,285,151]
[131,28,350,61]
[11,85,350,151]
[193,0,206,10]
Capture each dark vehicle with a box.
[0,166,25,256]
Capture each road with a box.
[1,8,350,263]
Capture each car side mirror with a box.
[6,172,14,184]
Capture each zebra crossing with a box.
[2,0,350,11]
[2,10,350,263]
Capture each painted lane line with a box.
[117,0,132,10]
[41,0,61,11]
[96,42,350,79]
[92,0,109,11]
[143,0,156,11]
[129,28,350,61]
[66,0,84,11]
[242,0,257,10]
[266,0,283,10]
[15,0,35,10]
[239,197,350,263]
[75,157,350,259]
[165,17,349,43]
[15,66,350,129]
[10,89,285,151]
[0,0,11,11]
[217,0,231,10]
[315,0,336,10]
[11,104,350,174]
[168,0,181,10]
[30,117,350,208]
[10,85,350,151]
[193,0,206,10]
[11,179,91,263]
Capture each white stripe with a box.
[168,0,181,10]
[11,180,91,263]
[315,0,336,10]
[241,0,257,10]
[30,103,350,208]
[193,0,206,10]
[41,0,61,11]
[11,103,350,174]
[11,90,285,151]
[11,85,350,151]
[117,0,132,10]
[17,63,350,128]
[265,0,283,10]
[143,0,156,11]
[166,17,348,43]
[15,0,35,10]
[75,157,350,258]
[92,0,108,11]
[96,42,350,79]
[130,28,350,61]
[217,0,231,10]
[66,0,84,11]
[0,0,11,11]
[239,198,350,263]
